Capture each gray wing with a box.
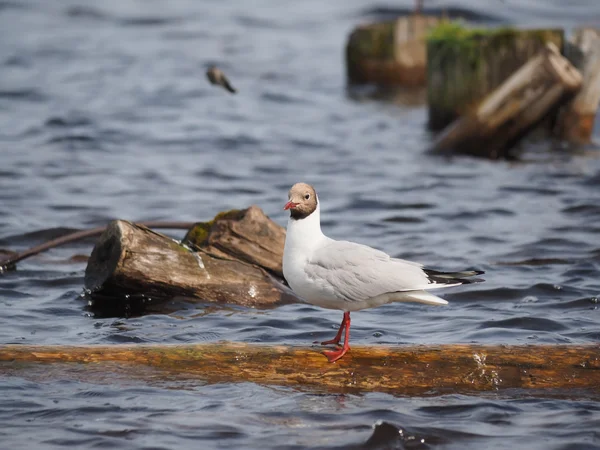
[305,240,433,303]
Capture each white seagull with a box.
[282,182,484,362]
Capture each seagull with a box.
[282,182,484,362]
[206,66,237,94]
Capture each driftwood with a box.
[427,24,564,131]
[1,343,599,396]
[84,207,297,312]
[182,206,285,278]
[556,28,600,144]
[0,221,195,271]
[346,15,441,86]
[430,43,582,159]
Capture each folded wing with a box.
[305,240,483,305]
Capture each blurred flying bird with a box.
[206,66,237,94]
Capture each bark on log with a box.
[427,24,564,130]
[182,206,286,279]
[556,28,600,145]
[1,343,599,396]
[430,43,582,159]
[84,214,296,313]
[346,15,442,87]
[0,222,195,271]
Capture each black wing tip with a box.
[460,276,485,285]
[424,268,486,285]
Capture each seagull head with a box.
[284,183,318,219]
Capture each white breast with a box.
[283,204,344,309]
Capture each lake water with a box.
[1,0,600,448]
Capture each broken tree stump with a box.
[556,28,600,145]
[1,343,599,396]
[182,206,286,279]
[84,207,297,312]
[346,15,442,86]
[430,42,582,159]
[427,23,564,130]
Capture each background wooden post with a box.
[430,43,582,158]
[346,15,442,86]
[556,28,600,144]
[426,23,564,130]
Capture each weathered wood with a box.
[556,28,600,144]
[183,205,286,279]
[0,221,195,271]
[84,215,297,311]
[0,249,18,272]
[430,43,582,158]
[427,23,564,130]
[346,15,442,87]
[1,343,599,396]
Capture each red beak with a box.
[284,201,298,210]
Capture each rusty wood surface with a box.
[1,343,599,395]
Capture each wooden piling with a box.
[427,23,564,130]
[346,15,442,86]
[430,43,582,158]
[556,28,600,145]
[1,343,599,396]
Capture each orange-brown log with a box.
[556,28,600,144]
[430,43,582,158]
[1,343,599,396]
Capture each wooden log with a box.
[427,23,564,131]
[346,15,442,87]
[0,221,195,271]
[84,214,297,313]
[556,28,600,144]
[1,343,599,396]
[430,43,582,159]
[182,205,286,279]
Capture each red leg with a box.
[318,312,347,346]
[323,312,351,363]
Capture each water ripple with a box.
[1,0,600,448]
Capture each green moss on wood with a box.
[426,21,564,130]
[182,209,243,248]
[428,22,563,71]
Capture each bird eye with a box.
[304,194,310,200]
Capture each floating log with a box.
[84,207,297,312]
[427,23,564,131]
[556,28,600,145]
[346,15,442,87]
[430,43,582,159]
[1,343,599,396]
